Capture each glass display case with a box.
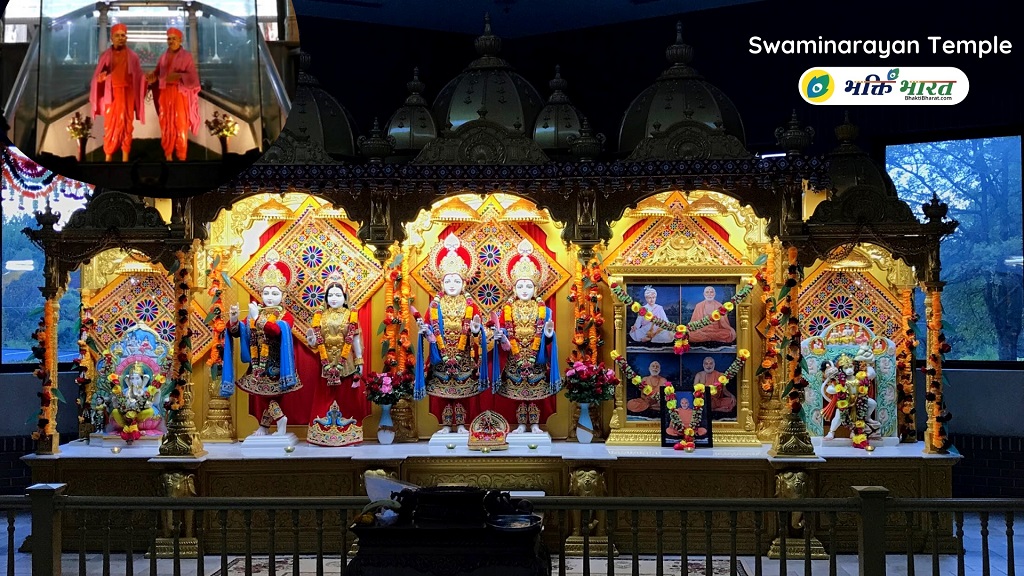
[3,0,290,191]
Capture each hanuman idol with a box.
[493,239,561,433]
[414,233,491,434]
[221,252,302,437]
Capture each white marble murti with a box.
[813,436,900,448]
[506,431,552,449]
[240,432,299,453]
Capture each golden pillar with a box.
[922,282,949,454]
[35,292,62,455]
[756,243,784,443]
[200,248,236,442]
[159,249,207,457]
[769,246,814,457]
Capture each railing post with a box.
[853,486,889,576]
[27,483,67,576]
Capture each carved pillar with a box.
[564,468,616,557]
[922,281,949,454]
[201,248,235,442]
[756,243,784,442]
[159,249,207,457]
[766,469,827,559]
[896,287,918,443]
[35,283,62,455]
[154,471,198,558]
[361,186,393,264]
[769,245,814,457]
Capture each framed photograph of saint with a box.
[660,389,712,448]
[681,284,737,352]
[607,268,759,447]
[625,284,681,351]
[624,351,680,422]
[683,352,739,422]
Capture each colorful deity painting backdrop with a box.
[234,197,385,339]
[411,197,570,318]
[798,269,903,437]
[87,273,214,360]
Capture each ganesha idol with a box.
[93,323,170,444]
[107,361,165,442]
[221,251,302,440]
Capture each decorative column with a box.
[33,286,62,455]
[769,245,814,457]
[896,288,919,443]
[567,256,605,441]
[755,244,784,442]
[922,282,951,454]
[200,250,235,441]
[392,246,417,442]
[159,249,207,457]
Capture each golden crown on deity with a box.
[506,238,544,285]
[836,354,854,368]
[131,361,145,376]
[257,250,293,291]
[433,233,476,280]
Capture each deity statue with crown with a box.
[820,352,881,449]
[92,323,171,444]
[414,233,492,434]
[491,239,560,434]
[304,268,367,446]
[221,251,303,438]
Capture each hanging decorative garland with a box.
[205,254,230,381]
[925,291,953,451]
[608,279,755,355]
[2,147,91,209]
[567,259,604,364]
[611,349,750,449]
[896,289,919,442]
[164,251,192,415]
[780,247,809,414]
[753,253,782,394]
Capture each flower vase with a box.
[77,137,87,162]
[218,135,229,157]
[576,402,594,444]
[377,404,395,445]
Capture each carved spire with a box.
[665,21,694,67]
[774,109,815,156]
[547,65,569,104]
[922,192,949,223]
[474,13,502,57]
[404,67,427,106]
[358,117,396,163]
[567,116,606,161]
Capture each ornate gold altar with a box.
[16,19,959,556]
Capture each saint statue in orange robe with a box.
[688,286,737,345]
[89,24,146,162]
[147,28,200,161]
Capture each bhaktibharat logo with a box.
[800,69,835,102]
[798,67,969,105]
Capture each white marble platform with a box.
[22,437,961,463]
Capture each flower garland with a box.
[567,259,604,364]
[30,313,55,443]
[608,279,755,355]
[381,253,414,376]
[896,289,918,442]
[925,289,953,451]
[753,252,782,394]
[612,349,750,450]
[503,299,546,356]
[780,246,808,414]
[826,361,872,448]
[205,254,230,381]
[73,317,100,432]
[164,251,192,414]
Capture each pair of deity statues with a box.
[219,233,562,444]
[413,234,561,435]
[219,253,363,446]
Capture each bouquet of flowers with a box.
[562,360,618,404]
[364,371,414,405]
[205,111,239,138]
[66,112,93,140]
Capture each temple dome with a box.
[618,22,745,154]
[533,66,585,152]
[827,112,900,199]
[432,14,544,135]
[262,51,358,163]
[386,67,438,151]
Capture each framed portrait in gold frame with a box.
[605,266,761,446]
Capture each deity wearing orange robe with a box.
[89,24,146,162]
[148,28,200,161]
[688,286,737,345]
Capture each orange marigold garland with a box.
[205,253,230,381]
[612,349,750,450]
[567,259,604,365]
[164,250,192,415]
[925,289,953,451]
[896,288,919,442]
[754,252,782,394]
[380,252,412,376]
[780,246,809,414]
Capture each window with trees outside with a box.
[885,134,1023,362]
[1,147,91,368]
